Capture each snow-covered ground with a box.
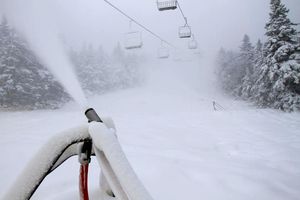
[1,59,300,200]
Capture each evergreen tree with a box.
[0,18,41,108]
[215,48,227,76]
[0,17,10,104]
[72,42,141,95]
[256,0,300,111]
[250,40,266,102]
[110,43,140,89]
[112,42,125,63]
[239,34,255,99]
[0,17,69,110]
[216,35,255,98]
[73,44,103,95]
[215,48,240,93]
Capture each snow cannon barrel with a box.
[85,108,103,123]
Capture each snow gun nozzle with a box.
[85,108,103,123]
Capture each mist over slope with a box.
[1,59,300,200]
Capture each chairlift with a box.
[157,41,169,59]
[158,48,169,59]
[188,34,198,49]
[188,40,198,49]
[156,0,177,11]
[124,21,143,50]
[179,18,191,38]
[124,31,143,49]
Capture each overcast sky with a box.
[1,0,300,56]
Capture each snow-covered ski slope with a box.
[1,59,300,200]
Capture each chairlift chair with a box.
[188,40,197,49]
[179,25,191,38]
[158,47,169,59]
[188,35,198,49]
[157,41,169,59]
[179,18,191,38]
[124,31,143,50]
[124,20,143,50]
[157,0,177,11]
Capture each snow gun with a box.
[85,108,103,123]
[2,108,153,200]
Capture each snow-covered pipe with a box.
[89,122,153,200]
[2,108,153,200]
[85,108,153,200]
[1,125,90,200]
[95,148,129,200]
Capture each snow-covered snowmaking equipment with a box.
[2,108,153,200]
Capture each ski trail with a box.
[1,59,300,200]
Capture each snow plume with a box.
[1,0,88,108]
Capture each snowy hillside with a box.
[1,60,300,200]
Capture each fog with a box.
[47,0,300,53]
[1,1,300,198]
[0,0,299,107]
[1,0,299,55]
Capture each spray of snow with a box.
[1,0,88,108]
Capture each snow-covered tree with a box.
[0,17,69,110]
[215,48,240,93]
[239,34,255,98]
[215,48,227,76]
[72,44,109,95]
[71,42,141,96]
[110,43,140,89]
[215,0,300,112]
[249,40,266,102]
[215,35,255,98]
[255,0,300,111]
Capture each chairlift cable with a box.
[177,1,189,26]
[103,0,176,48]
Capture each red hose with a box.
[79,164,89,200]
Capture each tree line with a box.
[0,17,142,110]
[215,0,300,112]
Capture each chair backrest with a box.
[157,0,177,11]
[124,31,143,50]
[179,25,191,38]
[158,47,169,59]
[188,40,198,49]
